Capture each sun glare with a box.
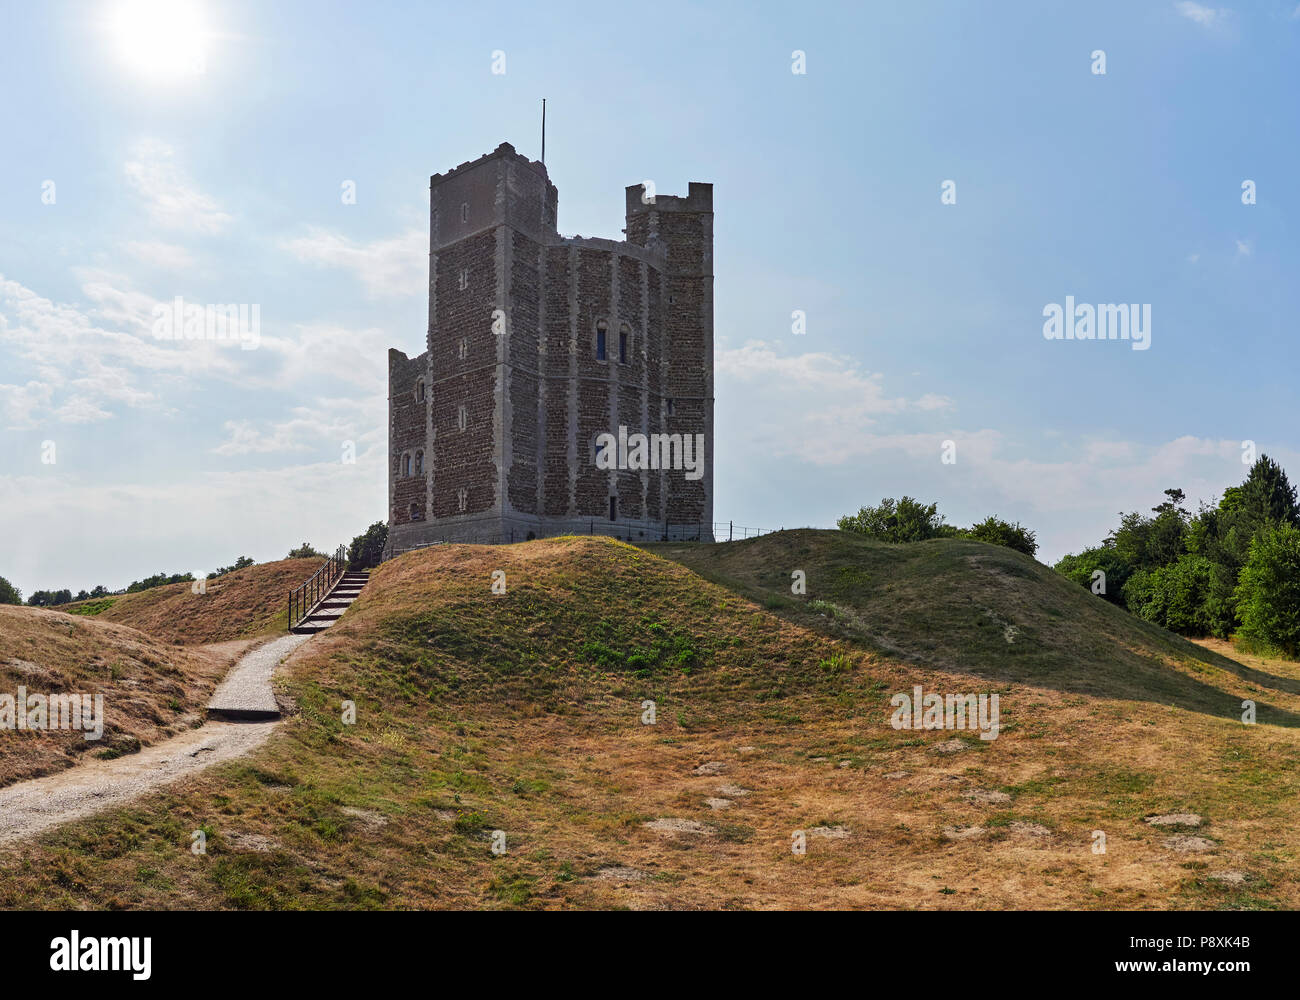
[109,0,209,80]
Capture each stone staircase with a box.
[290,570,368,634]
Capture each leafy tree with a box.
[28,588,73,606]
[1058,462,1300,645]
[1235,524,1300,656]
[287,543,324,559]
[1109,489,1189,571]
[0,575,21,605]
[1238,454,1300,529]
[208,556,255,579]
[126,572,194,593]
[964,516,1038,557]
[1053,545,1133,607]
[347,522,388,571]
[1122,555,1217,636]
[89,585,109,598]
[837,497,948,543]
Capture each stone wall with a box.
[387,348,427,527]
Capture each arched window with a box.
[415,451,423,475]
[403,453,411,477]
[595,319,608,361]
[619,324,631,364]
[416,379,425,402]
[409,503,422,522]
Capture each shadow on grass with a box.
[644,530,1300,729]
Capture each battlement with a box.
[431,141,552,188]
[625,181,713,216]
[558,234,667,266]
[430,142,558,250]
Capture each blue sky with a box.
[1,0,1298,593]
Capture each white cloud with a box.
[1176,1,1228,27]
[0,270,401,433]
[282,226,425,298]
[712,338,1300,563]
[122,240,197,270]
[124,139,232,234]
[256,322,389,393]
[52,396,114,424]
[0,452,387,594]
[0,269,302,430]
[1235,239,1252,256]
[718,340,953,417]
[716,340,955,465]
[0,380,54,429]
[212,396,383,456]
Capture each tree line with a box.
[1055,455,1300,656]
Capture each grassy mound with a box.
[2,535,1299,910]
[647,529,1300,725]
[0,607,245,786]
[62,557,326,644]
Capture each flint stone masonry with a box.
[385,142,714,555]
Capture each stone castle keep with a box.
[384,142,714,555]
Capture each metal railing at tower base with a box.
[288,544,346,631]
[384,519,789,558]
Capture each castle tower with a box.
[385,143,713,555]
[625,182,714,534]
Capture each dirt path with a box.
[0,634,309,847]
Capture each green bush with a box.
[837,497,948,543]
[126,572,193,594]
[964,516,1038,557]
[0,575,21,605]
[1234,524,1300,656]
[838,498,1039,558]
[347,522,388,570]
[1121,555,1217,636]
[1053,545,1133,607]
[209,556,255,579]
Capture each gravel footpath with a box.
[0,719,278,845]
[207,633,311,718]
[0,633,310,847]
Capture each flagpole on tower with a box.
[541,98,546,165]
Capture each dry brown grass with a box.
[63,557,324,644]
[0,606,249,787]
